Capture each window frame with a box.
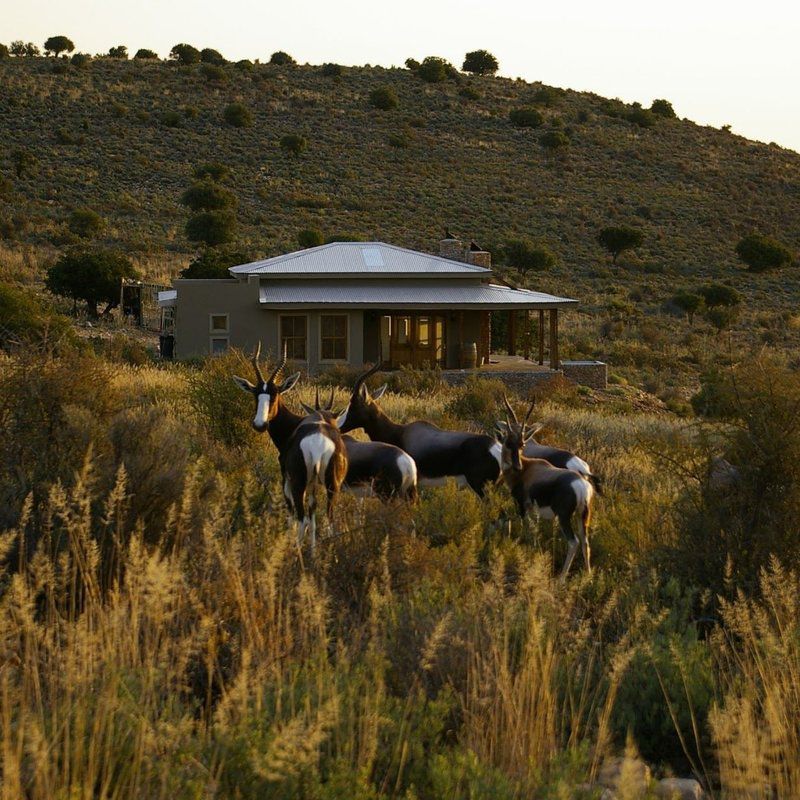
[209,336,229,356]
[209,313,229,334]
[279,313,309,362]
[318,313,350,363]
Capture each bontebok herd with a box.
[234,350,600,577]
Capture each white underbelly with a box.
[419,475,469,488]
[535,504,555,519]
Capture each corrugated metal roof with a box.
[229,242,491,276]
[258,282,576,309]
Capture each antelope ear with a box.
[233,375,255,393]
[493,420,508,441]
[371,383,388,401]
[279,371,301,394]
[300,401,316,415]
[527,422,544,438]
[358,382,369,399]
[329,408,344,424]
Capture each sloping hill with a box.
[1,55,799,398]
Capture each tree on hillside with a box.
[650,99,676,118]
[108,45,128,59]
[698,283,741,308]
[462,50,499,75]
[46,248,137,316]
[509,107,544,128]
[598,226,644,263]
[44,36,74,57]
[180,181,237,211]
[11,41,40,57]
[200,48,226,64]
[404,58,420,71]
[270,51,295,65]
[672,290,704,325]
[169,43,200,65]
[627,104,656,128]
[418,56,457,83]
[185,211,236,246]
[502,239,556,274]
[179,246,252,278]
[735,233,793,272]
[134,48,158,59]
[71,52,91,68]
[0,44,10,59]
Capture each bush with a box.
[627,104,656,128]
[598,225,644,263]
[540,130,570,150]
[502,239,556,273]
[134,48,158,59]
[444,377,508,429]
[671,290,704,324]
[11,41,40,57]
[462,50,498,75]
[223,102,252,127]
[279,133,307,156]
[269,51,295,65]
[388,132,411,148]
[698,283,741,308]
[193,162,230,182]
[235,59,253,71]
[509,107,544,128]
[459,85,480,101]
[159,110,182,128]
[532,86,565,106]
[200,47,225,64]
[46,248,138,317]
[51,62,68,75]
[70,52,91,68]
[108,45,128,59]
[179,245,252,278]
[735,233,793,272]
[169,43,200,65]
[180,180,237,212]
[44,36,74,56]
[650,98,676,118]
[0,284,73,350]
[418,56,456,83]
[320,62,342,77]
[185,210,237,246]
[298,228,324,248]
[369,86,398,110]
[200,63,227,82]
[67,208,105,238]
[11,148,37,178]
[405,57,420,70]
[0,44,9,59]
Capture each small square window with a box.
[210,337,229,356]
[210,314,229,333]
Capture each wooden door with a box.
[388,314,446,368]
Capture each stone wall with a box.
[441,361,608,392]
[561,360,608,389]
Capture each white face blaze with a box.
[253,386,271,428]
[336,403,350,428]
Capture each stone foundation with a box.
[560,360,608,389]
[441,360,607,392]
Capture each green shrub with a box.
[235,59,253,71]
[107,45,128,59]
[650,98,676,118]
[320,62,343,77]
[445,377,508,430]
[44,36,74,56]
[180,181,237,211]
[134,48,158,60]
[279,133,307,156]
[627,104,656,128]
[51,62,68,75]
[193,162,230,182]
[179,245,252,278]
[200,63,227,82]
[369,86,398,110]
[509,107,544,128]
[418,56,456,83]
[223,102,252,127]
[671,290,704,323]
[404,57,420,70]
[735,233,793,272]
[298,228,324,248]
[388,132,411,148]
[598,225,644,263]
[0,284,73,349]
[70,52,91,68]
[502,238,556,273]
[169,43,200,65]
[200,47,225,64]
[459,85,481,101]
[11,41,40,57]
[705,305,739,332]
[102,333,154,365]
[159,110,182,128]
[185,210,237,246]
[46,247,138,317]
[0,44,9,59]
[540,129,570,150]
[67,208,104,238]
[532,86,565,106]
[462,49,498,75]
[698,283,740,307]
[269,51,295,65]
[12,148,37,178]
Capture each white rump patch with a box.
[254,392,271,428]
[571,476,594,509]
[566,455,591,475]
[489,441,502,468]
[336,404,350,428]
[397,453,418,493]
[300,432,335,484]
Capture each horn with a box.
[252,342,265,384]
[352,360,382,396]
[268,342,288,384]
[502,394,519,426]
[522,400,536,428]
[326,387,335,411]
[314,386,320,410]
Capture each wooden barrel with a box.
[460,341,478,369]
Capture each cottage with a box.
[158,237,605,386]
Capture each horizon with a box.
[3,0,800,154]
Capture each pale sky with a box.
[4,0,800,152]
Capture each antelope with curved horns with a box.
[496,396,603,493]
[233,346,417,505]
[497,399,595,579]
[337,362,503,496]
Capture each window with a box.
[280,315,307,360]
[417,316,430,347]
[320,314,348,361]
[396,316,410,345]
[209,313,229,333]
[210,337,229,356]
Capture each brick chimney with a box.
[439,235,492,268]
[439,235,463,262]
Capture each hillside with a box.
[1,54,799,398]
